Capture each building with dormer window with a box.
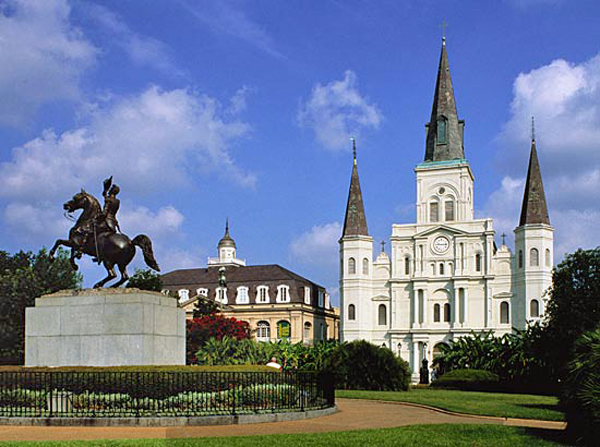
[162,222,339,344]
[339,38,553,381]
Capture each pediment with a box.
[414,225,469,239]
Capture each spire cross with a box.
[380,240,386,252]
[351,137,357,164]
[531,116,535,141]
[440,19,448,43]
[501,233,506,246]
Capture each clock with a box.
[433,236,450,254]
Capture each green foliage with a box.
[326,340,411,391]
[192,296,219,318]
[543,247,600,381]
[0,248,81,365]
[195,336,338,373]
[432,327,551,393]
[431,369,500,391]
[562,326,600,445]
[125,268,162,291]
[187,316,252,364]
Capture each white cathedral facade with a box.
[339,39,554,381]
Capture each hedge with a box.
[431,369,500,391]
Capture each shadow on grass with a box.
[517,403,563,412]
[523,427,573,446]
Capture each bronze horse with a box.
[49,190,160,288]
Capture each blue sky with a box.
[1,0,599,302]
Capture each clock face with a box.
[433,236,450,254]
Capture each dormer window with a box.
[215,287,227,304]
[256,285,269,304]
[178,289,189,303]
[276,285,290,303]
[196,288,208,297]
[236,286,249,304]
[437,117,447,144]
[304,286,311,305]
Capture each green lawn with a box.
[337,388,564,421]
[0,425,571,447]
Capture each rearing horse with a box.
[49,190,160,288]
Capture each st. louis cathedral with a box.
[339,38,553,381]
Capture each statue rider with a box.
[102,176,121,235]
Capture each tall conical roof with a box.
[519,138,550,226]
[342,140,369,237]
[424,38,465,162]
[218,218,236,249]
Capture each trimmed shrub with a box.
[325,340,410,391]
[562,326,600,445]
[431,368,500,391]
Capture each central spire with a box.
[424,38,465,162]
[519,123,550,226]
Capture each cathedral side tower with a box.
[514,132,553,327]
[339,140,373,342]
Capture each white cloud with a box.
[227,86,252,116]
[0,85,256,206]
[180,0,284,59]
[0,0,97,127]
[87,3,182,76]
[290,222,341,268]
[487,53,600,258]
[298,70,383,151]
[118,205,184,238]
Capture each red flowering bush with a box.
[186,315,251,364]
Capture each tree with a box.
[542,247,600,379]
[192,296,219,318]
[0,248,81,364]
[126,268,163,291]
[186,314,251,364]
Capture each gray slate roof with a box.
[519,139,550,226]
[342,152,369,237]
[424,39,466,162]
[161,264,325,307]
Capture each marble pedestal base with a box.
[25,289,185,367]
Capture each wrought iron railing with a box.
[0,371,334,418]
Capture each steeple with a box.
[342,139,369,237]
[218,218,236,249]
[519,127,550,226]
[424,38,465,162]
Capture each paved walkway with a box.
[0,399,566,442]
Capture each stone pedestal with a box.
[25,289,185,367]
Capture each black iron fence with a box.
[0,371,335,418]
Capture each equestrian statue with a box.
[49,177,160,288]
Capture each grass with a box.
[337,388,564,421]
[0,425,571,447]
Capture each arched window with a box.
[303,322,312,341]
[433,343,446,359]
[545,249,551,267]
[348,304,356,320]
[348,257,356,274]
[256,321,270,341]
[277,320,291,340]
[418,289,424,324]
[445,200,455,221]
[430,201,439,222]
[518,250,523,268]
[378,304,387,325]
[405,256,410,275]
[362,258,369,275]
[530,248,539,267]
[433,303,441,322]
[216,287,227,304]
[475,253,482,272]
[439,263,445,275]
[500,302,509,324]
[437,118,447,144]
[530,299,540,318]
[178,289,189,303]
[443,303,451,322]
